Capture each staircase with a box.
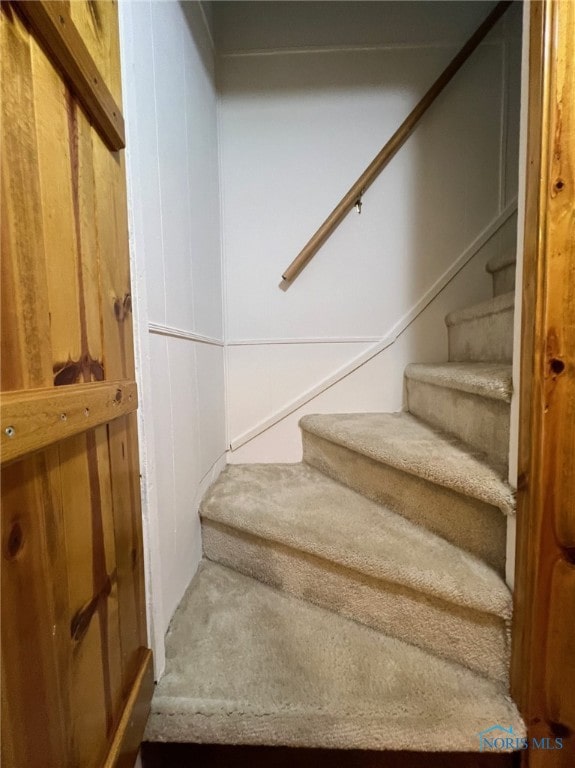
[145,251,525,751]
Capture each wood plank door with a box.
[1,2,153,766]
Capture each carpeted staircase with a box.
[145,251,525,751]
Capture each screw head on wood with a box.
[4,426,15,438]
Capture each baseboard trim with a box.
[229,199,518,451]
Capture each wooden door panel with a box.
[1,2,151,766]
[92,138,134,382]
[1,4,53,392]
[1,452,70,766]
[31,32,84,371]
[108,414,147,687]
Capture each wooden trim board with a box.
[511,1,575,764]
[1,380,138,464]
[15,1,125,150]
[104,648,154,768]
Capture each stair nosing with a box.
[300,412,515,516]
[445,292,515,327]
[405,362,512,402]
[200,464,511,619]
[486,251,517,274]
[147,561,526,752]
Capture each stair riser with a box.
[448,308,514,363]
[302,432,506,574]
[406,380,510,469]
[492,264,516,297]
[203,520,509,685]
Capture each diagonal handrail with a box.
[281,0,512,284]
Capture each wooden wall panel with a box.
[511,2,575,766]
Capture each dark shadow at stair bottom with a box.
[141,743,520,768]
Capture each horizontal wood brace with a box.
[15,1,125,150]
[1,379,138,465]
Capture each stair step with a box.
[446,292,514,363]
[146,561,524,750]
[405,363,512,469]
[201,463,510,683]
[486,251,517,297]
[300,412,514,574]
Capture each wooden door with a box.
[1,2,152,766]
[511,1,575,766]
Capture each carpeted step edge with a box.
[404,363,512,402]
[405,369,511,469]
[445,292,514,327]
[300,413,516,516]
[486,250,516,274]
[146,698,524,751]
[202,517,510,683]
[146,563,524,751]
[200,488,511,619]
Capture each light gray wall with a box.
[120,0,226,672]
[215,1,522,462]
[213,1,499,52]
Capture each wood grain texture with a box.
[1,3,53,391]
[1,452,69,767]
[92,135,135,382]
[16,1,125,149]
[69,0,122,106]
[1,379,137,464]
[1,1,150,766]
[511,2,575,766]
[108,413,148,684]
[104,649,155,768]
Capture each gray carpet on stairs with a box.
[201,463,511,683]
[300,412,515,515]
[148,255,522,750]
[405,364,512,469]
[146,561,524,751]
[446,293,515,363]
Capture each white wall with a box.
[120,0,226,675]
[216,1,522,463]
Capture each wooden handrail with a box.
[281,0,512,284]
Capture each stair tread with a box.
[201,463,510,618]
[445,292,514,327]
[300,412,515,515]
[147,561,524,750]
[486,250,516,274]
[405,362,512,402]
